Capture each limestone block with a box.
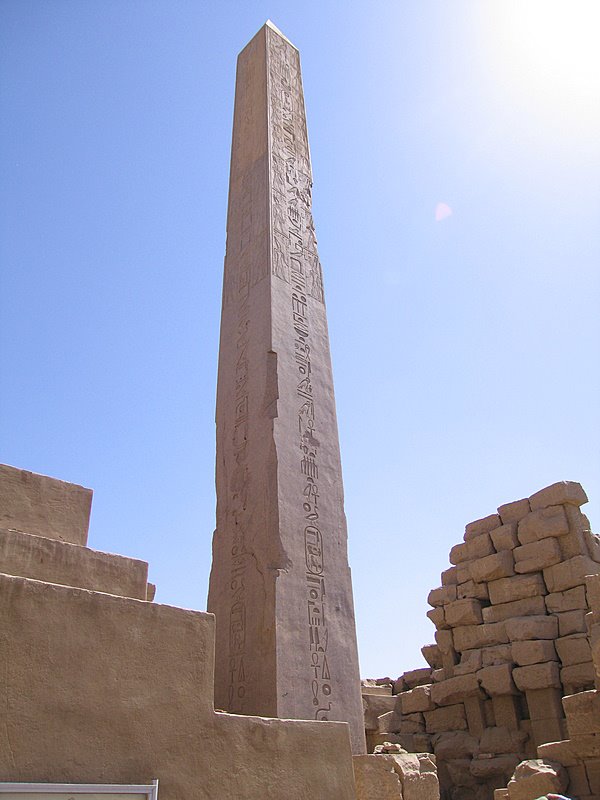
[492,696,521,730]
[556,608,587,636]
[421,644,443,670]
[544,554,600,593]
[545,585,587,613]
[513,537,562,574]
[0,464,92,545]
[424,704,467,733]
[513,662,561,691]
[427,607,447,629]
[403,668,434,689]
[498,499,531,524]
[431,731,478,760]
[441,566,458,586]
[505,615,558,642]
[482,644,513,666]
[353,754,403,800]
[528,480,588,511]
[470,755,521,780]
[465,513,502,540]
[430,674,483,707]
[0,528,148,600]
[488,574,546,606]
[491,523,520,552]
[482,596,546,624]
[477,664,518,696]
[511,639,557,666]
[480,726,528,756]
[390,752,440,800]
[525,687,564,721]
[470,551,515,584]
[450,535,495,565]
[444,598,483,627]
[555,632,591,665]
[518,505,569,545]
[562,690,600,736]
[506,758,567,800]
[364,694,399,731]
[453,622,509,652]
[401,685,435,714]
[561,661,595,691]
[456,580,490,601]
[428,585,457,607]
[454,649,483,676]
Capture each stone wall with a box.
[363,481,599,800]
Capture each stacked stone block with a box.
[364,481,599,800]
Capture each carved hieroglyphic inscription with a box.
[268,31,332,719]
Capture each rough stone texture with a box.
[465,515,502,540]
[556,608,587,636]
[450,535,494,565]
[487,574,546,606]
[444,598,483,627]
[401,685,435,714]
[424,705,467,733]
[490,524,519,552]
[511,639,557,666]
[555,632,591,665]
[0,527,148,600]
[543,554,600,593]
[477,665,518,697]
[430,675,483,707]
[545,584,587,613]
[505,615,558,642]
[0,463,92,546]
[421,644,443,670]
[469,551,515,584]
[517,506,569,545]
[528,480,588,511]
[353,753,440,800]
[512,662,561,691]
[428,586,457,607]
[206,22,365,753]
[363,693,398,731]
[453,622,509,651]
[506,758,567,800]
[482,596,546,624]
[563,690,600,737]
[513,537,562,574]
[0,571,356,800]
[497,500,531,525]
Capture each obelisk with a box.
[208,21,366,755]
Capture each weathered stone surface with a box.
[0,571,357,800]
[421,644,443,670]
[497,499,531,524]
[505,615,558,642]
[444,598,483,627]
[434,629,455,654]
[427,607,447,629]
[481,644,513,666]
[492,696,520,730]
[469,551,515,584]
[490,523,520,552]
[453,622,509,651]
[441,566,458,586]
[563,690,600,736]
[364,694,399,731]
[528,480,588,511]
[456,580,490,601]
[207,22,365,753]
[543,554,600,593]
[506,758,567,800]
[518,505,569,544]
[585,757,600,795]
[512,661,561,690]
[513,537,562,573]
[470,754,520,780]
[424,704,467,733]
[525,687,565,720]
[555,631,591,665]
[561,661,595,690]
[0,527,148,600]
[477,664,518,696]
[432,731,478,759]
[464,514,502,540]
[428,585,457,607]
[450,535,494,565]
[454,649,483,676]
[479,726,528,755]
[0,463,92,546]
[430,675,483,706]
[567,762,592,796]
[353,754,403,800]
[378,709,404,734]
[390,752,440,800]
[482,596,546,624]
[488,574,546,605]
[400,685,435,714]
[536,738,579,766]
[362,682,394,696]
[545,584,587,613]
[403,668,434,689]
[556,608,587,636]
[511,639,557,666]
[586,572,600,610]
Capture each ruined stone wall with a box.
[363,481,599,800]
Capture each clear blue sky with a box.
[1,1,598,678]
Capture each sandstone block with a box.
[585,757,600,796]
[493,791,509,800]
[505,615,558,642]
[513,661,561,691]
[399,713,426,735]
[490,523,519,552]
[364,693,399,731]
[377,710,402,734]
[390,752,439,800]
[456,562,471,584]
[477,664,518,696]
[353,754,404,800]
[481,644,513,666]
[431,669,445,682]
[479,726,528,755]
[518,505,569,544]
[525,687,564,721]
[561,661,595,691]
[470,755,520,780]
[556,608,587,636]
[456,580,489,601]
[482,596,546,624]
[450,534,495,565]
[428,585,457,607]
[465,513,501,540]
[470,550,515,584]
[430,674,483,706]
[498,498,531,524]
[432,731,478,759]
[586,572,600,611]
[563,690,600,736]
[506,758,567,800]
[492,696,520,730]
[528,480,588,511]
[513,537,562,573]
[441,566,458,586]
[454,649,482,676]
[424,704,467,732]
[434,629,454,654]
[558,527,591,560]
[555,632,591,665]
[444,598,483,627]
[362,683,394,696]
[453,622,509,652]
[403,668,433,689]
[536,739,579,766]
[427,607,447,629]
[567,763,591,797]
[544,554,600,593]
[511,639,557,666]
[421,644,443,670]
[545,584,587,613]
[400,685,435,714]
[488,574,546,605]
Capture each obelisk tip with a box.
[263,20,298,50]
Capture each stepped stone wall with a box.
[363,481,599,800]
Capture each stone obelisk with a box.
[208,21,366,754]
